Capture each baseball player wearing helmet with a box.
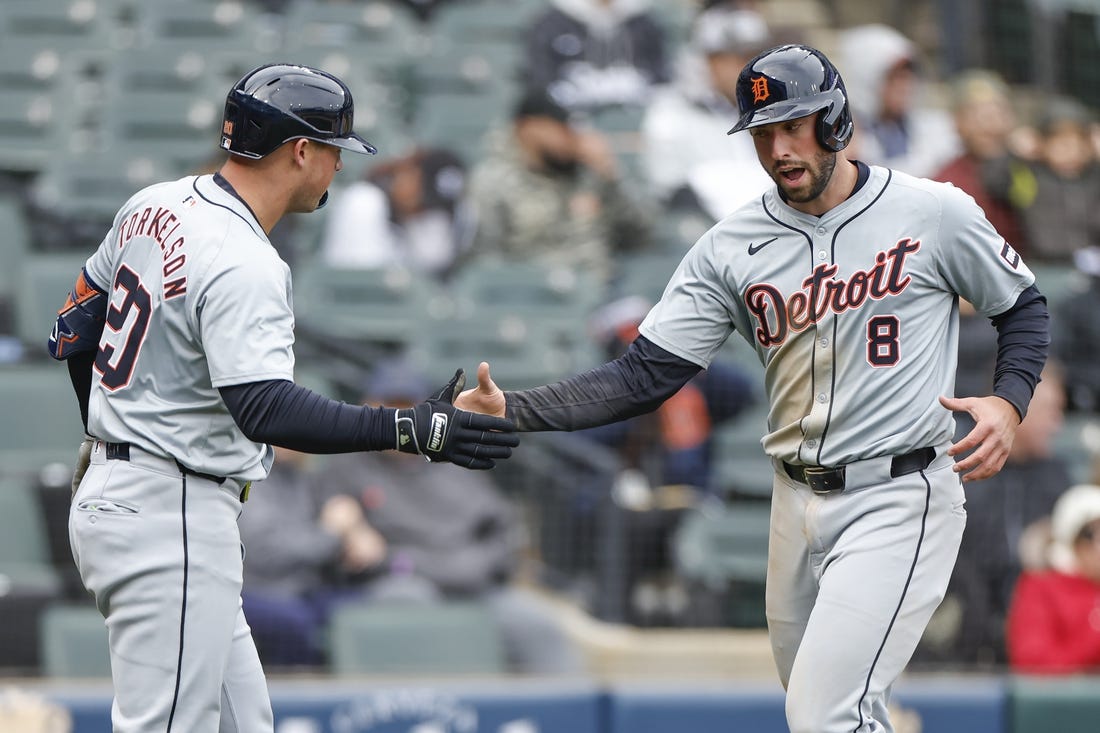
[457,45,1048,733]
[47,63,518,732]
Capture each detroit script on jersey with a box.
[745,237,920,348]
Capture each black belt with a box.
[783,447,936,495]
[105,442,228,485]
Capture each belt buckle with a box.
[804,465,845,495]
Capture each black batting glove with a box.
[395,369,519,470]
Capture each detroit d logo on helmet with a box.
[751,76,770,103]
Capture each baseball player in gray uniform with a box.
[456,45,1049,733]
[46,63,518,732]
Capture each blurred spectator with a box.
[641,6,773,220]
[523,0,670,111]
[933,70,1031,257]
[239,447,385,668]
[1053,246,1100,411]
[466,91,654,282]
[839,24,959,177]
[319,147,473,278]
[940,366,1072,667]
[1010,98,1100,263]
[1007,483,1100,674]
[581,296,757,491]
[0,688,71,733]
[320,360,584,675]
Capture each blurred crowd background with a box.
[3,0,1100,698]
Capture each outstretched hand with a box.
[394,367,517,470]
[454,362,507,418]
[940,394,1021,482]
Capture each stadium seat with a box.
[607,251,686,303]
[1029,262,1085,310]
[0,194,31,308]
[31,153,171,222]
[0,364,85,476]
[429,0,542,44]
[326,601,506,676]
[673,498,771,626]
[0,477,51,565]
[39,603,112,678]
[412,83,514,157]
[410,313,579,391]
[0,88,72,173]
[0,0,115,51]
[708,401,773,500]
[448,261,604,372]
[102,48,218,96]
[13,252,91,349]
[99,88,222,173]
[293,264,453,350]
[1011,676,1100,733]
[284,0,421,80]
[133,2,278,53]
[452,260,602,315]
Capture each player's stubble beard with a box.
[773,149,837,204]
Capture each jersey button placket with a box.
[803,227,833,458]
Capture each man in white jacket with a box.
[641,7,774,220]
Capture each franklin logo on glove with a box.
[395,369,518,469]
[427,413,448,453]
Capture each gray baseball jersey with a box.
[83,174,295,481]
[641,164,1031,732]
[640,165,1033,466]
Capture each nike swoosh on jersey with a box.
[748,237,778,255]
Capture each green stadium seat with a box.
[0,0,116,51]
[608,251,685,303]
[0,562,63,673]
[451,260,603,316]
[709,399,773,500]
[430,0,543,47]
[284,0,421,79]
[0,363,84,475]
[327,601,506,676]
[0,478,51,565]
[410,313,579,391]
[449,260,604,365]
[99,89,222,173]
[673,498,771,626]
[31,153,171,221]
[133,2,277,53]
[293,265,453,349]
[0,88,72,173]
[39,603,112,678]
[0,194,31,307]
[1029,263,1085,310]
[14,252,91,348]
[674,500,771,588]
[1010,676,1100,733]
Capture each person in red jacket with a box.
[1007,483,1100,673]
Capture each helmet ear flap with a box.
[814,89,853,152]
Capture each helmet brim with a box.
[326,132,378,156]
[727,97,832,135]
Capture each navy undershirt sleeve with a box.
[219,379,396,453]
[505,335,702,431]
[990,284,1050,420]
[67,351,96,432]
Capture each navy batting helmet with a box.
[220,63,378,159]
[727,44,853,152]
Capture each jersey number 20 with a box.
[95,266,152,390]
